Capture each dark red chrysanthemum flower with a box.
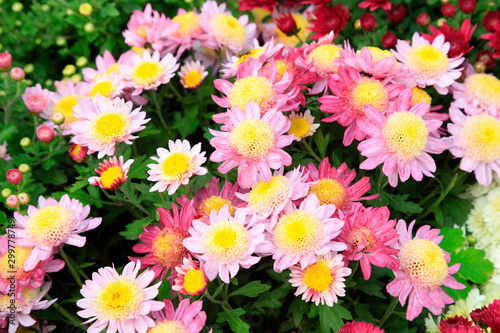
[482,299,500,333]
[386,4,406,25]
[308,4,351,40]
[471,305,489,329]
[481,29,500,59]
[237,0,277,12]
[476,49,497,68]
[482,11,500,32]
[381,31,397,49]
[422,19,477,58]
[360,12,377,31]
[438,316,479,333]
[458,0,477,14]
[359,0,392,11]
[275,13,297,36]
[441,3,457,18]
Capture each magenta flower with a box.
[192,177,243,220]
[22,83,52,114]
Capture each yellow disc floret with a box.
[131,61,164,86]
[147,320,189,333]
[95,277,143,320]
[461,114,500,163]
[399,238,448,289]
[309,178,347,208]
[203,220,249,263]
[350,77,389,115]
[161,152,193,181]
[90,81,114,98]
[90,112,130,145]
[464,74,500,110]
[136,25,148,38]
[410,87,432,107]
[405,45,449,80]
[351,227,376,250]
[209,14,247,50]
[235,47,265,67]
[152,229,187,268]
[0,246,33,278]
[26,206,75,246]
[308,44,342,76]
[288,117,311,139]
[303,260,333,292]
[199,196,235,216]
[273,211,323,255]
[359,47,395,64]
[172,12,201,38]
[228,76,274,111]
[248,176,289,215]
[183,269,206,294]
[229,119,275,159]
[100,166,124,188]
[53,95,81,126]
[382,112,428,160]
[183,71,203,89]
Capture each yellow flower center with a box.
[276,13,310,48]
[309,178,347,208]
[100,166,124,188]
[399,238,448,289]
[461,114,500,163]
[152,228,187,269]
[25,206,75,246]
[351,227,376,250]
[235,47,265,67]
[382,112,428,160]
[350,77,389,115]
[147,320,189,333]
[136,25,148,38]
[106,63,121,76]
[0,246,33,278]
[229,119,275,159]
[183,70,203,88]
[53,95,81,126]
[303,260,333,292]
[0,287,39,312]
[95,277,143,320]
[90,81,114,98]
[308,44,342,76]
[410,87,432,107]
[199,196,235,216]
[358,47,395,64]
[251,8,271,29]
[203,220,249,263]
[131,61,164,86]
[288,118,310,139]
[405,45,450,80]
[274,59,290,82]
[273,211,323,256]
[463,74,500,110]
[161,152,193,181]
[228,76,274,111]
[209,13,247,50]
[90,112,129,145]
[172,12,201,38]
[183,268,206,294]
[248,175,289,215]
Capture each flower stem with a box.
[418,172,459,221]
[120,186,153,217]
[301,139,322,164]
[45,294,87,330]
[149,90,172,138]
[59,246,83,287]
[379,296,398,327]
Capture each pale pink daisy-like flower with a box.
[270,193,346,272]
[0,236,64,294]
[71,95,149,159]
[391,33,464,95]
[179,60,208,89]
[357,89,447,187]
[0,141,11,162]
[337,203,399,280]
[22,83,53,114]
[192,177,243,220]
[236,167,310,230]
[149,299,208,333]
[147,139,207,194]
[318,65,406,146]
[303,158,378,215]
[167,8,203,57]
[386,220,466,320]
[199,0,256,53]
[209,101,294,189]
[88,156,134,190]
[76,260,164,333]
[121,50,179,95]
[130,198,194,281]
[183,205,271,283]
[442,103,500,186]
[289,251,351,306]
[453,72,500,117]
[288,109,320,141]
[0,282,57,333]
[83,72,126,100]
[10,194,101,271]
[82,50,125,83]
[172,257,208,296]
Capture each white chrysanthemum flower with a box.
[483,187,500,225]
[481,278,500,305]
[462,175,500,199]
[424,313,440,333]
[446,287,486,320]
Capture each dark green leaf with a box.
[216,308,250,333]
[318,303,352,332]
[119,217,154,240]
[288,297,308,328]
[229,280,271,298]
[388,194,424,214]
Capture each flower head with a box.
[76,260,164,333]
[0,51,12,71]
[172,257,208,296]
[179,60,208,89]
[359,0,391,11]
[69,144,88,163]
[339,321,385,333]
[422,19,477,58]
[482,10,500,32]
[23,84,52,114]
[308,4,351,41]
[168,8,204,57]
[89,156,134,190]
[288,110,320,141]
[439,316,480,333]
[262,12,310,49]
[149,299,207,333]
[453,72,500,117]
[192,177,243,220]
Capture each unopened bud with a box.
[52,112,65,125]
[76,56,88,67]
[41,4,49,12]
[45,79,53,87]
[62,64,76,76]
[84,23,94,33]
[1,188,12,198]
[15,20,22,27]
[79,3,93,16]
[71,74,82,83]
[18,164,30,174]
[10,67,25,81]
[20,137,31,147]
[11,2,23,12]
[24,63,35,74]
[6,194,19,208]
[37,124,55,143]
[6,169,22,185]
[17,192,29,205]
[474,61,486,73]
[436,18,447,28]
[66,9,74,15]
[354,19,362,30]
[56,37,66,46]
[467,235,477,245]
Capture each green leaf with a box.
[216,308,250,333]
[318,303,352,332]
[439,227,466,254]
[450,247,493,284]
[66,180,89,193]
[229,280,271,298]
[441,196,473,227]
[388,194,424,215]
[119,217,153,241]
[128,155,149,180]
[288,297,308,328]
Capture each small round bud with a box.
[66,9,74,15]
[0,91,6,97]
[360,13,377,31]
[76,56,88,67]
[436,18,447,28]
[37,124,55,143]
[6,169,22,185]
[11,2,23,12]
[79,3,93,16]
[1,188,12,198]
[6,195,19,208]
[10,67,25,81]
[474,61,486,73]
[84,22,95,33]
[441,0,450,3]
[354,19,362,30]
[488,1,496,7]
[69,144,88,163]
[45,79,53,87]
[381,31,398,49]
[17,192,29,205]
[62,64,76,76]
[440,3,457,18]
[24,63,35,74]
[20,137,31,147]
[55,36,66,46]
[0,51,11,71]
[71,74,82,83]
[416,12,431,27]
[18,164,30,174]
[15,20,22,27]
[35,38,42,45]
[52,112,65,125]
[41,4,49,12]
[467,235,477,245]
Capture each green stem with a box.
[169,83,183,101]
[350,260,359,277]
[379,296,398,327]
[418,173,459,221]
[301,139,322,164]
[31,115,39,143]
[102,189,141,219]
[204,288,226,305]
[45,294,88,329]
[59,246,83,287]
[150,90,172,138]
[120,186,153,217]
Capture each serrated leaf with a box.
[441,196,473,227]
[318,303,352,332]
[288,297,308,328]
[67,180,89,193]
[450,247,493,284]
[127,155,149,180]
[439,227,466,254]
[388,194,423,214]
[229,280,271,298]
[119,217,153,241]
[216,308,250,333]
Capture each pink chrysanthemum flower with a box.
[318,65,406,146]
[209,101,294,189]
[192,177,243,220]
[40,79,88,135]
[121,50,179,95]
[76,260,164,333]
[71,95,149,159]
[443,103,500,186]
[337,203,399,280]
[304,158,378,215]
[357,89,447,187]
[0,282,56,333]
[167,8,203,57]
[22,83,53,114]
[82,50,126,83]
[88,156,134,190]
[453,72,500,117]
[236,167,310,230]
[172,257,208,296]
[392,33,464,95]
[288,109,320,141]
[199,0,256,53]
[147,139,207,194]
[270,193,346,272]
[131,198,194,280]
[179,60,208,89]
[10,194,101,271]
[387,220,466,320]
[83,72,126,100]
[193,40,220,76]
[359,0,392,11]
[183,205,271,283]
[289,251,351,306]
[0,236,64,293]
[339,321,385,333]
[149,299,208,333]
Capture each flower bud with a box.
[79,3,93,16]
[66,9,74,15]
[55,37,66,46]
[45,79,53,87]
[17,192,29,205]
[474,61,486,73]
[71,74,82,83]
[6,169,22,185]
[18,164,30,174]
[37,124,55,143]
[436,18,447,28]
[24,63,35,74]
[0,51,12,72]
[76,56,88,67]
[11,2,23,12]
[52,112,65,125]
[476,50,496,68]
[360,13,377,31]
[41,4,49,12]
[416,13,431,27]
[1,188,12,198]
[458,0,477,14]
[354,19,362,30]
[69,144,88,163]
[15,20,22,27]
[84,23,95,33]
[467,235,477,245]
[440,3,457,18]
[20,137,31,147]
[275,13,298,36]
[381,31,398,49]
[6,194,19,208]
[62,64,76,76]
[386,4,407,25]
